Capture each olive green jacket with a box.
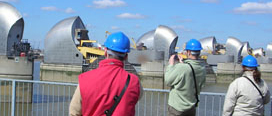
[165,59,206,111]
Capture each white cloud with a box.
[117,13,146,19]
[201,0,219,3]
[171,25,192,32]
[64,8,76,14]
[91,0,126,9]
[41,6,58,11]
[233,2,272,14]
[41,6,76,14]
[0,0,19,2]
[111,26,120,30]
[241,21,258,26]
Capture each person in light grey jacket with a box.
[223,55,270,116]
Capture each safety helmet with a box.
[185,39,203,51]
[104,32,130,53]
[242,55,258,67]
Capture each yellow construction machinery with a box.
[77,40,104,63]
[75,29,105,64]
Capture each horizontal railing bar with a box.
[0,78,271,98]
[143,88,226,96]
[0,78,78,86]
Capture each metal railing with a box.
[0,78,271,116]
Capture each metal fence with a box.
[0,78,271,116]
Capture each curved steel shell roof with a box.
[136,30,155,49]
[44,16,85,65]
[154,25,178,51]
[0,2,24,55]
[226,37,242,55]
[225,37,243,62]
[136,25,178,60]
[199,36,217,55]
[154,25,178,57]
[252,48,264,57]
[240,42,250,57]
[267,43,272,58]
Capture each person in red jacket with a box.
[69,32,143,116]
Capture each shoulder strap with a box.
[243,76,264,101]
[105,75,131,116]
[187,63,199,107]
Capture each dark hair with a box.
[107,53,125,61]
[107,49,127,61]
[186,50,201,58]
[242,66,261,83]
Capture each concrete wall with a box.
[40,63,82,83]
[216,63,242,83]
[128,50,164,65]
[140,61,164,77]
[0,55,33,80]
[207,55,234,65]
[217,63,242,74]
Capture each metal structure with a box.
[154,25,178,60]
[267,43,272,58]
[44,16,85,65]
[240,42,251,58]
[0,2,33,80]
[252,48,264,57]
[225,37,243,63]
[136,30,155,50]
[0,78,271,116]
[132,25,178,63]
[199,36,217,55]
[0,2,24,56]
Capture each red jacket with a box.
[79,59,140,116]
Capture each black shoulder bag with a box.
[187,63,200,107]
[243,76,264,102]
[104,75,130,116]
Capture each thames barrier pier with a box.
[0,2,33,80]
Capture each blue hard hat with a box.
[104,32,130,53]
[185,39,203,51]
[242,55,258,67]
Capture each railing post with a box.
[271,100,272,115]
[11,80,16,116]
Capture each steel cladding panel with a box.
[252,48,264,57]
[199,36,217,55]
[7,19,24,56]
[136,30,155,50]
[267,43,272,58]
[240,42,250,57]
[44,16,84,65]
[0,2,24,55]
[225,37,243,62]
[154,25,178,60]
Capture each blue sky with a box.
[2,0,272,50]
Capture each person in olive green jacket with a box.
[165,39,206,116]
